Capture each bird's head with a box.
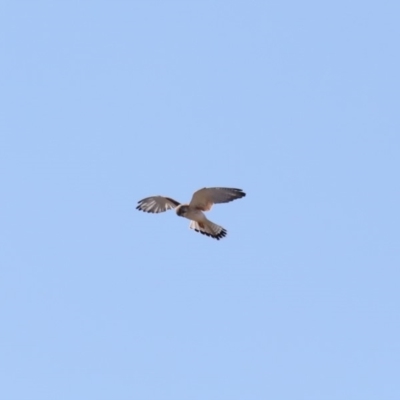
[176,205,188,217]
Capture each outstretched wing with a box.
[189,187,246,211]
[136,196,180,213]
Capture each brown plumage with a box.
[136,187,246,240]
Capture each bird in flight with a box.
[136,187,246,240]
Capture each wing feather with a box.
[189,187,246,211]
[136,196,180,213]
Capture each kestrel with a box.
[136,187,246,240]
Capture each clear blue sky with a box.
[1,1,399,399]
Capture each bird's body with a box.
[176,205,206,222]
[136,187,246,240]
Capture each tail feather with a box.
[189,220,227,240]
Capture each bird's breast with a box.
[183,208,206,222]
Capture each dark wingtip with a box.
[212,228,227,240]
[194,227,227,240]
[215,230,227,240]
[228,188,246,199]
[136,206,152,213]
[235,189,246,198]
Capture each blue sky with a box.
[1,1,399,399]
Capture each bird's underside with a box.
[136,187,245,240]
